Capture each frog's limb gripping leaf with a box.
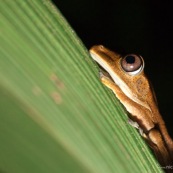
[128,118,144,136]
[148,129,173,171]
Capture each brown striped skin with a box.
[90,45,173,172]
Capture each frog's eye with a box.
[120,54,144,75]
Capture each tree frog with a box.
[89,45,173,170]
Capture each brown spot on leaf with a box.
[51,92,62,104]
[50,73,65,90]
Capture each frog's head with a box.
[89,45,151,109]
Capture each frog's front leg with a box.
[99,70,154,132]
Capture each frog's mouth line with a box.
[90,51,125,87]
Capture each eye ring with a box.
[120,54,144,75]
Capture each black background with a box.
[52,0,173,137]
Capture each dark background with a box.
[52,0,173,137]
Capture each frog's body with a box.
[90,45,173,170]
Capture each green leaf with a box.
[0,0,163,173]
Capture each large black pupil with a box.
[125,56,135,64]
